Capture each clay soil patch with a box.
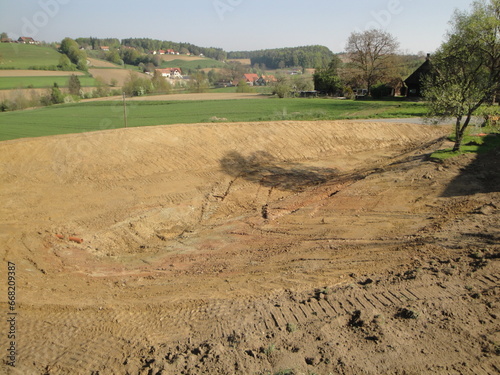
[0,121,498,374]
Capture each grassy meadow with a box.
[0,75,97,90]
[160,58,226,71]
[0,97,427,141]
[0,43,62,69]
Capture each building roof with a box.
[404,56,432,86]
[243,73,259,82]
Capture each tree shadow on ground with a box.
[441,136,500,197]
[219,151,340,192]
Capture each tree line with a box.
[228,46,334,69]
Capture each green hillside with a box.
[160,58,226,72]
[0,43,63,69]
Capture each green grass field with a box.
[0,75,97,90]
[0,97,427,141]
[160,58,226,71]
[0,43,62,69]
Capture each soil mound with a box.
[1,121,498,374]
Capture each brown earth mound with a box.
[0,121,498,374]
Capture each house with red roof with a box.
[233,73,260,86]
[155,68,183,79]
[18,37,37,44]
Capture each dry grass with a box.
[87,58,119,68]
[160,54,206,62]
[88,68,149,87]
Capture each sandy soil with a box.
[0,70,85,77]
[0,120,498,375]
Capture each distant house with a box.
[18,36,37,44]
[155,68,183,78]
[404,54,432,97]
[158,50,166,55]
[100,46,110,51]
[255,75,277,86]
[1,37,13,43]
[166,49,176,54]
[237,73,260,86]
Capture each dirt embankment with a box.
[0,121,498,375]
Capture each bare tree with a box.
[345,29,399,94]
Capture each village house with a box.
[255,75,277,86]
[100,46,110,51]
[18,37,38,44]
[155,68,183,78]
[404,54,432,97]
[233,73,260,86]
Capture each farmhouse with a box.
[155,68,183,78]
[233,73,260,86]
[18,37,38,44]
[100,46,110,51]
[255,75,277,86]
[404,54,432,97]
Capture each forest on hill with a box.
[228,45,334,69]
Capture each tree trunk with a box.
[453,116,463,152]
[453,114,472,152]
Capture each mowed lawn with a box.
[0,98,427,141]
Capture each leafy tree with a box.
[236,79,255,93]
[152,70,172,94]
[272,75,292,98]
[188,72,209,93]
[292,74,314,92]
[314,56,343,95]
[57,54,74,71]
[232,45,333,70]
[50,83,64,104]
[68,74,81,96]
[123,72,152,97]
[423,0,500,151]
[106,50,122,65]
[345,29,399,94]
[60,37,88,71]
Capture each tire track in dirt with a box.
[16,269,498,373]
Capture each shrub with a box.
[371,83,393,99]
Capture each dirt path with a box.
[0,121,498,374]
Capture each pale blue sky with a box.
[0,0,476,53]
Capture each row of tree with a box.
[228,46,334,70]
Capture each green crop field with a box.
[0,97,427,142]
[160,58,226,71]
[0,75,97,90]
[0,43,63,69]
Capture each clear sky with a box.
[0,0,476,54]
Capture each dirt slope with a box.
[0,121,498,375]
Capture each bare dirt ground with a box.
[0,121,498,375]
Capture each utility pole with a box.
[122,92,128,128]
